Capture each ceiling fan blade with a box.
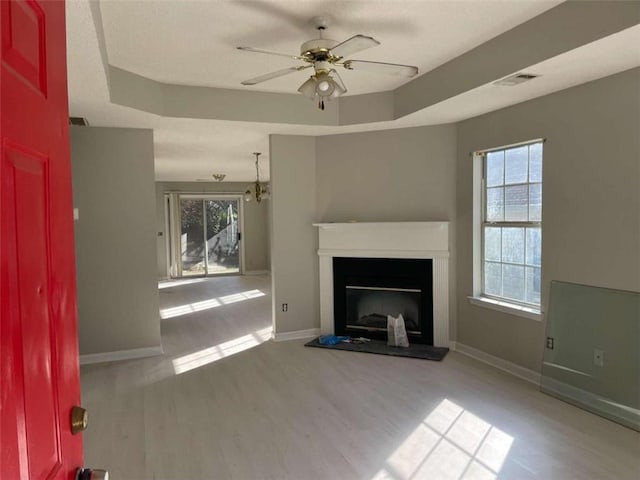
[331,35,380,59]
[237,46,306,61]
[330,69,347,94]
[241,65,311,86]
[343,60,418,77]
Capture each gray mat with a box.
[305,337,449,361]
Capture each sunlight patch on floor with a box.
[219,289,265,304]
[158,278,210,289]
[172,326,273,374]
[160,289,265,319]
[372,399,513,480]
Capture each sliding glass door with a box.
[204,198,240,274]
[180,198,206,276]
[177,195,241,277]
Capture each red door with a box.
[1,1,83,479]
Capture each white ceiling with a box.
[66,1,640,182]
[99,0,561,95]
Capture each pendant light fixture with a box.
[244,152,270,203]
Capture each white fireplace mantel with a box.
[313,221,450,347]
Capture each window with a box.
[480,141,542,308]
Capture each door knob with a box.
[70,406,88,434]
[76,468,109,480]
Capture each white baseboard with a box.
[80,345,164,365]
[454,342,541,385]
[273,328,320,342]
[540,375,640,432]
[244,270,270,276]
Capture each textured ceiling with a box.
[99,0,562,95]
[66,1,640,182]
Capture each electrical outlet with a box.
[594,349,605,367]
[546,337,554,350]
[282,303,288,312]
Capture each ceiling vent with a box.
[493,73,540,86]
[69,117,89,126]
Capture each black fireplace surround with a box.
[333,257,434,345]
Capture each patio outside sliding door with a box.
[178,195,241,276]
[204,198,240,274]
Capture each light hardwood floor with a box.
[81,275,639,480]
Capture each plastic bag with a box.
[387,314,410,348]
[318,335,350,345]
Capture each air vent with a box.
[69,117,89,126]
[493,73,540,86]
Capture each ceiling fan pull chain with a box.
[319,99,325,110]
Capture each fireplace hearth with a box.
[334,257,433,344]
[314,222,450,348]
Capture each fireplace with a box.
[333,257,433,344]
[314,222,450,347]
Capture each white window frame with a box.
[469,139,544,321]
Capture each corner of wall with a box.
[269,135,319,335]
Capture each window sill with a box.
[467,296,542,321]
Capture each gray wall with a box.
[316,125,458,339]
[269,135,318,334]
[268,125,458,337]
[155,182,270,278]
[269,69,639,376]
[456,68,640,371]
[71,126,161,356]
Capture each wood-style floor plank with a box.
[81,275,639,479]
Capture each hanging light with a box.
[244,152,270,203]
[297,69,347,110]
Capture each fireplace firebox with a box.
[333,257,433,344]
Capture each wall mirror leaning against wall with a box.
[541,281,640,431]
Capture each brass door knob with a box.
[70,406,88,434]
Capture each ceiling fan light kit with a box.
[297,69,346,109]
[238,17,418,110]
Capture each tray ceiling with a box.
[66,1,640,181]
[100,0,562,95]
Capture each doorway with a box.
[169,194,243,277]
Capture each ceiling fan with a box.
[237,16,419,110]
